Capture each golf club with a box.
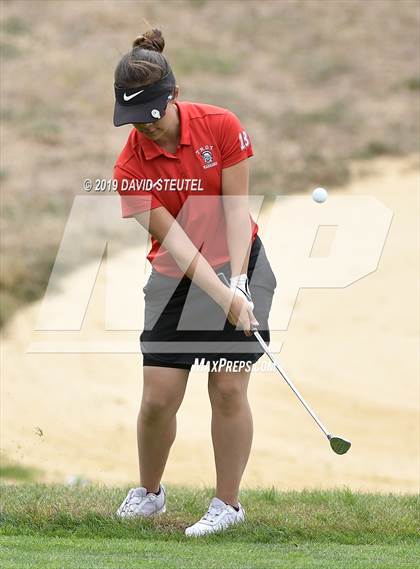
[218,271,351,455]
[252,329,351,455]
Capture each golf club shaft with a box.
[217,270,332,440]
[253,330,331,439]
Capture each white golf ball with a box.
[312,187,328,203]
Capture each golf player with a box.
[112,29,277,536]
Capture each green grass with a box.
[0,484,418,568]
[404,76,420,91]
[1,536,418,569]
[352,140,400,160]
[0,16,28,36]
[0,454,43,483]
[0,463,39,483]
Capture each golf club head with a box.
[328,435,351,455]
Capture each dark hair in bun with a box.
[114,28,174,88]
[132,29,165,53]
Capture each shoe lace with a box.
[202,505,223,523]
[120,489,144,514]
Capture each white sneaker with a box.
[116,485,166,518]
[185,497,245,537]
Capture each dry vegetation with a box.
[0,0,419,326]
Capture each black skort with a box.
[140,235,277,370]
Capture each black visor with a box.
[113,69,176,127]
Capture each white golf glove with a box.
[230,274,254,311]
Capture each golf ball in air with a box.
[312,187,328,203]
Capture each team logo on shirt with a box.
[195,144,218,169]
[202,150,213,163]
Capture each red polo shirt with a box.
[113,101,258,277]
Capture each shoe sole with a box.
[116,503,167,519]
[136,504,167,518]
[185,515,245,537]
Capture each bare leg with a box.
[138,366,189,492]
[208,366,253,507]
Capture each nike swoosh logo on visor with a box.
[123,90,144,101]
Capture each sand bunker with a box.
[2,156,418,493]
